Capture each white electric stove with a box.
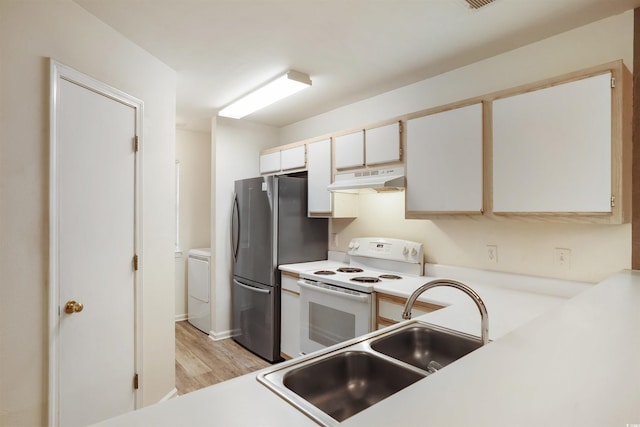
[298,237,423,353]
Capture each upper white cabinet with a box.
[307,138,358,218]
[334,131,364,170]
[259,151,281,174]
[365,122,401,165]
[259,145,306,175]
[405,103,484,215]
[307,139,332,215]
[492,71,623,218]
[281,145,306,171]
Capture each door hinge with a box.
[134,373,139,390]
[611,77,616,88]
[611,195,616,207]
[134,135,139,152]
[133,254,139,271]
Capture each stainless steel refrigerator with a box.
[231,174,328,362]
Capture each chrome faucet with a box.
[401,279,490,346]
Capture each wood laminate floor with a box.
[175,321,271,395]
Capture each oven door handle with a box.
[297,280,369,303]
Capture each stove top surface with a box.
[300,265,421,293]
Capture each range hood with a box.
[327,167,405,193]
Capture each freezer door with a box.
[232,177,274,286]
[231,277,280,362]
[276,176,328,265]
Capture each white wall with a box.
[280,11,634,283]
[0,1,176,425]
[211,117,279,338]
[175,129,211,320]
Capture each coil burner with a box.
[337,267,364,273]
[350,276,381,283]
[379,274,402,280]
[314,270,336,275]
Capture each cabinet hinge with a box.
[611,77,616,88]
[133,254,139,271]
[611,195,616,207]
[134,373,139,390]
[134,135,139,152]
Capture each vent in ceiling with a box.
[463,0,495,9]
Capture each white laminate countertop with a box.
[94,270,640,427]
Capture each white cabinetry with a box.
[365,122,401,165]
[259,151,281,174]
[280,272,301,359]
[334,131,364,170]
[307,139,332,215]
[259,145,306,175]
[307,138,358,218]
[493,73,613,214]
[334,124,401,170]
[490,62,631,224]
[280,145,306,171]
[405,103,484,215]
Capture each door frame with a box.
[48,59,144,427]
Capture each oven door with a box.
[298,279,373,354]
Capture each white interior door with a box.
[50,62,141,427]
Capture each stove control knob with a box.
[348,241,354,250]
[411,247,418,257]
[353,242,360,250]
[403,246,409,256]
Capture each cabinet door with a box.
[259,151,280,174]
[365,122,401,165]
[376,293,443,330]
[307,139,332,215]
[281,145,306,171]
[280,274,301,359]
[406,103,483,214]
[492,73,612,213]
[334,131,364,169]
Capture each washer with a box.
[187,248,211,334]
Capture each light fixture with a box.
[218,70,312,119]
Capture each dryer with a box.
[187,248,211,334]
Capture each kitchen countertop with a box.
[93,270,640,427]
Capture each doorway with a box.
[48,60,143,427]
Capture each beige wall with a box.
[175,129,211,319]
[211,117,279,338]
[280,11,634,283]
[0,1,177,425]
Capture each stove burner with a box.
[337,267,364,273]
[379,274,402,280]
[350,276,381,283]
[314,270,336,275]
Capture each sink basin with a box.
[370,324,482,371]
[257,321,486,426]
[282,351,425,422]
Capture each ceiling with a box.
[75,0,640,131]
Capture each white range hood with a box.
[327,167,405,193]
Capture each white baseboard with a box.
[208,329,233,341]
[175,314,187,322]
[159,387,178,402]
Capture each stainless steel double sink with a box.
[257,321,483,426]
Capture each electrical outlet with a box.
[554,248,571,269]
[332,233,339,247]
[486,245,498,264]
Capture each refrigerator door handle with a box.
[231,192,240,261]
[233,279,271,295]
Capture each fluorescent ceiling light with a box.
[218,70,312,119]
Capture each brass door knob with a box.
[64,300,84,314]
